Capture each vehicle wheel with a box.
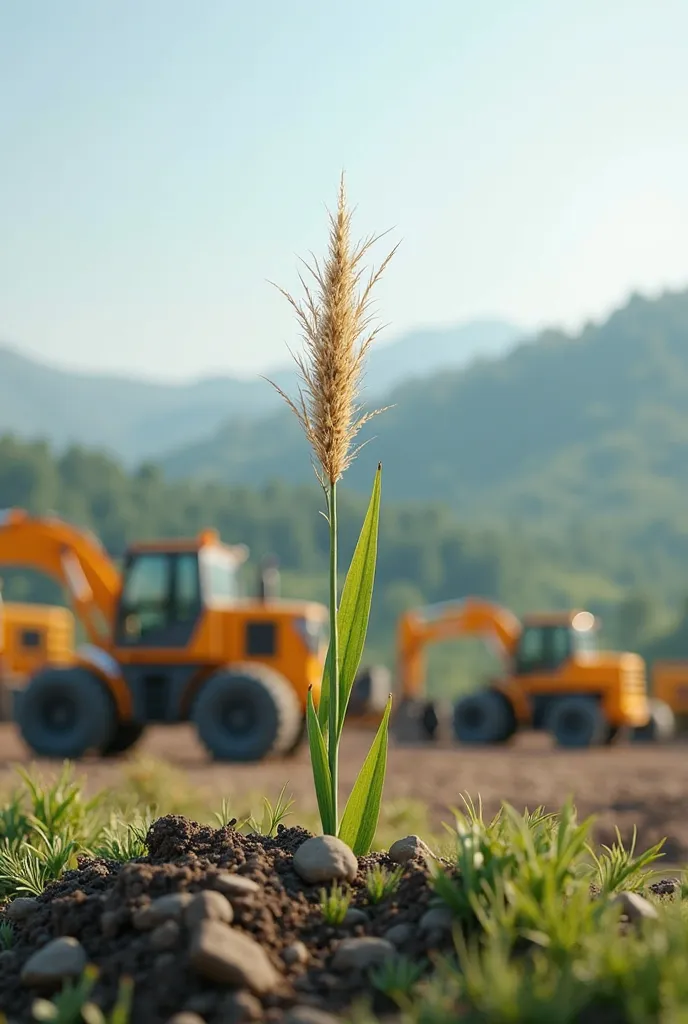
[15,667,117,759]
[346,665,391,718]
[100,721,146,757]
[192,664,302,762]
[631,699,676,743]
[545,696,607,749]
[391,699,439,744]
[283,714,307,757]
[452,689,516,745]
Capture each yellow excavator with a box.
[353,598,674,748]
[0,508,329,762]
[0,593,75,720]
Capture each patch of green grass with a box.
[31,965,133,1023]
[365,863,403,904]
[320,882,352,926]
[1,763,686,1024]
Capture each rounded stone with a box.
[283,940,309,965]
[20,937,87,989]
[292,835,358,885]
[331,936,396,971]
[184,889,234,930]
[388,834,433,865]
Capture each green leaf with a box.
[318,465,382,738]
[338,694,392,855]
[306,687,336,834]
[317,639,334,740]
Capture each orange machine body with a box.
[0,509,328,727]
[396,599,650,731]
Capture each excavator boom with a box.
[397,597,522,699]
[0,509,120,645]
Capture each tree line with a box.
[0,434,686,693]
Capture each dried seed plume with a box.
[266,174,398,486]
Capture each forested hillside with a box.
[162,289,688,544]
[0,435,687,695]
[0,319,518,465]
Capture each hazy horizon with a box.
[2,0,688,381]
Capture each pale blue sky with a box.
[2,0,687,380]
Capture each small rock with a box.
[342,908,368,927]
[331,936,396,972]
[419,906,454,933]
[218,989,264,1022]
[293,835,358,885]
[184,889,234,930]
[190,920,280,994]
[384,922,414,946]
[150,919,181,952]
[133,892,193,930]
[613,891,659,922]
[285,1007,341,1024]
[165,1015,206,1024]
[211,873,261,899]
[388,835,433,865]
[20,937,87,989]
[283,941,309,966]
[5,897,39,922]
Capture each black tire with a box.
[453,689,516,745]
[283,714,307,757]
[545,696,607,749]
[347,665,391,718]
[391,698,438,744]
[100,721,145,757]
[192,664,302,762]
[631,699,676,744]
[15,667,117,759]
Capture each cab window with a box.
[514,625,571,674]
[120,552,201,636]
[121,553,169,634]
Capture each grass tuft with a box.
[320,881,352,925]
[365,863,403,904]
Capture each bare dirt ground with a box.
[2,723,688,861]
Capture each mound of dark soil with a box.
[0,817,450,1024]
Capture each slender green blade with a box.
[338,694,392,855]
[317,641,334,738]
[334,464,382,740]
[307,687,336,834]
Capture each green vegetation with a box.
[31,966,133,1024]
[3,433,688,704]
[160,288,688,541]
[1,764,686,1023]
[319,882,353,926]
[270,180,394,850]
[364,863,403,904]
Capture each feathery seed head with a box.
[267,174,398,485]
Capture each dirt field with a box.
[2,724,688,862]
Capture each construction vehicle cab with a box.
[0,509,329,763]
[385,599,664,749]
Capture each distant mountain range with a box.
[159,288,688,533]
[0,319,520,465]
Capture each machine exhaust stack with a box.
[258,556,281,602]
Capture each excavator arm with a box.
[0,509,121,646]
[397,597,522,700]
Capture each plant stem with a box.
[328,479,339,833]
